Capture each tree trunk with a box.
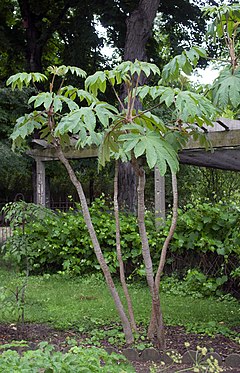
[114,160,137,331]
[118,162,137,213]
[148,172,178,340]
[56,146,134,345]
[124,0,160,62]
[18,0,72,72]
[134,161,165,349]
[118,0,160,212]
[18,0,43,72]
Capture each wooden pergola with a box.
[27,117,240,218]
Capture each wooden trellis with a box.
[27,117,240,219]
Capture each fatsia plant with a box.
[83,58,218,347]
[7,55,217,348]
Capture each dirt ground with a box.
[0,323,239,372]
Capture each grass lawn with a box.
[0,267,239,337]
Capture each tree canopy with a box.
[0,0,218,81]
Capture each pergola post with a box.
[35,157,46,206]
[154,166,165,227]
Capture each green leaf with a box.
[146,142,157,169]
[123,138,140,153]
[159,87,175,107]
[82,107,96,132]
[6,72,47,90]
[161,46,206,83]
[55,111,83,135]
[53,95,63,112]
[95,103,118,128]
[133,139,145,158]
[43,93,53,110]
[155,155,167,176]
[212,67,240,109]
[122,122,146,134]
[60,96,79,111]
[85,71,107,95]
[10,112,46,147]
[47,65,86,78]
[174,90,217,123]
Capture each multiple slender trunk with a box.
[147,172,178,341]
[120,0,179,348]
[135,167,178,347]
[114,160,137,331]
[55,144,178,348]
[135,165,166,348]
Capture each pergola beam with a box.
[27,117,240,211]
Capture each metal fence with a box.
[49,200,77,211]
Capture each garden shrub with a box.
[161,200,240,295]
[2,198,240,295]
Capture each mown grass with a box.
[0,267,239,336]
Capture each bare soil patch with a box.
[0,323,239,372]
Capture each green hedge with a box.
[2,198,240,293]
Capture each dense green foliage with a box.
[2,199,239,296]
[0,142,32,203]
[0,342,134,373]
[0,88,35,203]
[0,0,207,79]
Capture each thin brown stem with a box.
[114,160,137,331]
[148,172,178,339]
[58,78,66,94]
[155,172,178,291]
[132,156,165,348]
[109,81,125,112]
[130,73,141,113]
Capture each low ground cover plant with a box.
[0,341,134,372]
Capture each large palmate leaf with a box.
[85,71,107,96]
[118,130,179,175]
[28,92,79,112]
[161,46,207,83]
[28,92,53,110]
[204,4,240,41]
[95,102,119,128]
[174,90,218,125]
[6,72,47,90]
[47,65,86,78]
[211,67,240,110]
[10,112,47,148]
[60,86,97,104]
[85,60,160,96]
[137,85,176,109]
[138,86,218,125]
[107,60,160,86]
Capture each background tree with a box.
[0,0,214,81]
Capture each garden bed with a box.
[0,323,239,372]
